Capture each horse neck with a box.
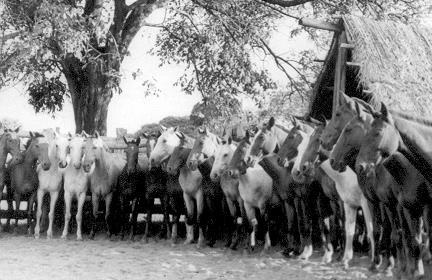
[258,155,282,181]
[320,159,355,184]
[293,131,311,171]
[393,116,432,185]
[273,126,288,147]
[197,159,212,178]
[94,149,110,177]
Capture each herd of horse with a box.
[1,91,432,279]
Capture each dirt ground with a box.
[0,231,403,280]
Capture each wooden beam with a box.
[340,43,354,49]
[332,32,348,118]
[346,61,361,67]
[298,18,342,33]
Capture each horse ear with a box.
[135,137,141,145]
[355,102,367,122]
[67,132,72,140]
[291,116,299,127]
[93,131,100,138]
[159,125,167,133]
[142,132,149,139]
[173,126,179,132]
[14,126,20,133]
[380,102,393,124]
[245,129,250,139]
[123,136,128,145]
[81,131,90,138]
[175,131,185,140]
[267,117,275,129]
[29,131,35,138]
[227,136,232,145]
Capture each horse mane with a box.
[351,97,381,113]
[274,124,290,133]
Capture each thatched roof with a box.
[309,16,432,118]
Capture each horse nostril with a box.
[329,158,335,166]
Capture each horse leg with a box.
[294,196,306,257]
[422,204,432,262]
[362,198,379,271]
[225,197,237,249]
[318,197,333,264]
[170,195,180,245]
[298,197,313,260]
[342,203,357,269]
[13,193,21,234]
[46,191,58,239]
[129,197,138,241]
[243,202,257,253]
[119,196,126,240]
[104,192,113,238]
[260,202,271,254]
[90,192,99,239]
[5,185,13,231]
[27,192,36,236]
[61,191,72,240]
[402,207,423,278]
[75,191,86,241]
[383,205,398,278]
[204,193,217,248]
[143,197,153,243]
[34,188,45,239]
[196,189,205,248]
[283,199,297,257]
[162,194,171,240]
[183,192,195,245]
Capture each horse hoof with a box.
[76,236,83,241]
[89,233,95,240]
[368,263,379,273]
[34,233,40,239]
[129,235,135,242]
[183,239,194,245]
[61,234,67,240]
[384,267,393,278]
[46,233,52,240]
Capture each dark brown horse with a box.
[141,132,171,242]
[8,132,51,235]
[356,103,432,278]
[116,136,146,240]
[0,128,22,231]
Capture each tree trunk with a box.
[63,56,118,136]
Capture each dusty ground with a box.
[0,232,402,280]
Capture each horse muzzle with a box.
[210,172,219,183]
[277,157,288,168]
[74,162,82,170]
[329,158,346,172]
[41,161,51,171]
[58,161,68,169]
[83,164,92,173]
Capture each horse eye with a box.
[92,146,97,150]
[163,139,167,143]
[223,153,228,157]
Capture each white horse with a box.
[61,133,89,241]
[34,130,69,239]
[296,125,375,268]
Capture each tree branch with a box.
[260,0,314,8]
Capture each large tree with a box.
[1,0,168,135]
[1,0,429,134]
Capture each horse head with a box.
[2,127,22,166]
[277,120,313,183]
[68,132,86,170]
[123,136,141,174]
[166,140,190,176]
[320,91,357,151]
[210,135,235,182]
[226,130,252,179]
[82,131,105,174]
[248,117,279,167]
[330,102,370,172]
[356,102,398,177]
[28,132,51,171]
[149,126,183,169]
[142,131,160,159]
[298,121,325,177]
[50,130,69,169]
[187,126,220,171]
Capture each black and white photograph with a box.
[0,0,432,279]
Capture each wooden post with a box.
[332,31,348,117]
[299,18,342,33]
